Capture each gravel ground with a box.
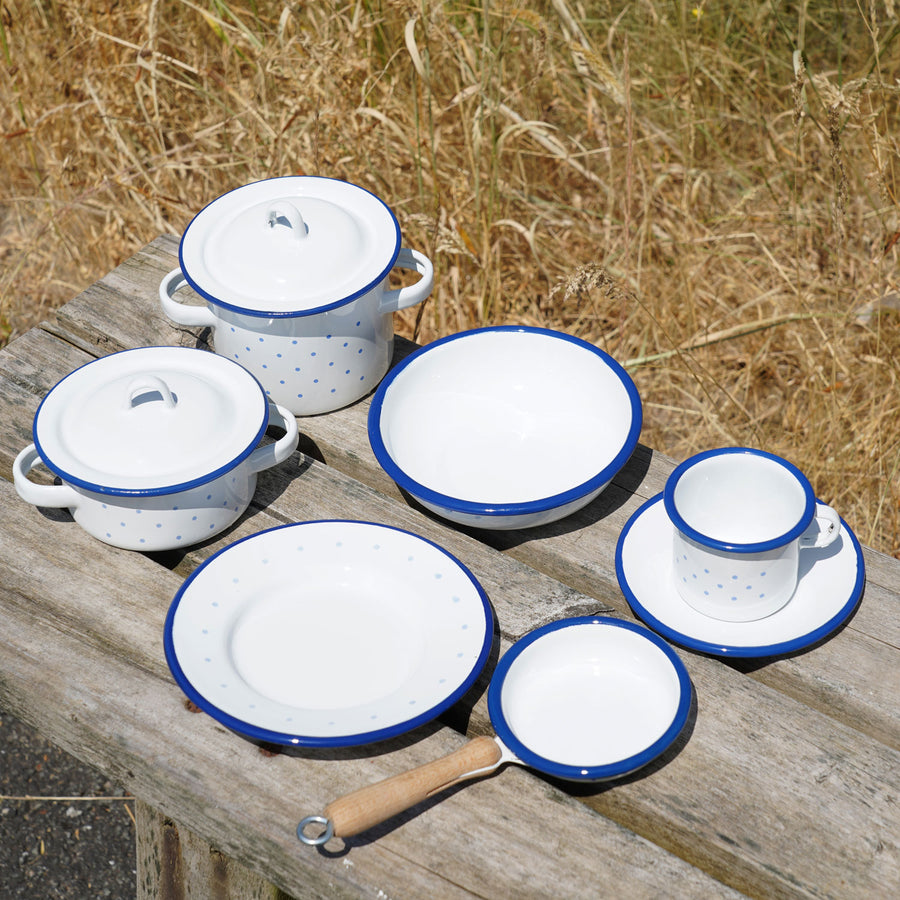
[0,709,136,899]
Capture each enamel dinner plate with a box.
[164,520,494,746]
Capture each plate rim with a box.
[615,494,865,658]
[486,616,692,781]
[164,519,494,747]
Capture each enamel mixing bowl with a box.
[13,347,299,551]
[159,176,434,416]
[368,327,643,529]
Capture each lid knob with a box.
[125,376,177,411]
[266,200,308,242]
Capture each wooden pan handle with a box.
[298,735,504,844]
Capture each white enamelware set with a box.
[11,176,865,844]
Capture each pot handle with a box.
[247,401,299,474]
[297,735,505,845]
[378,248,434,313]
[159,268,218,328]
[13,444,80,510]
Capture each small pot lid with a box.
[34,347,270,496]
[178,176,402,317]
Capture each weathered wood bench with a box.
[0,235,897,897]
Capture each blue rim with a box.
[33,347,269,497]
[163,520,495,748]
[367,327,643,518]
[616,494,866,658]
[663,447,816,553]
[487,616,691,781]
[178,175,402,319]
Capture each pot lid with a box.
[34,347,270,496]
[178,176,402,317]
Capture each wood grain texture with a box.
[38,235,899,755]
[0,493,739,898]
[2,236,899,897]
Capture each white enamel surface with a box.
[376,330,637,525]
[180,178,399,313]
[671,453,808,544]
[673,530,799,621]
[212,298,394,416]
[618,497,861,653]
[34,348,267,492]
[168,522,490,741]
[499,625,683,766]
[415,486,607,531]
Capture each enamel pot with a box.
[159,176,434,416]
[13,347,299,551]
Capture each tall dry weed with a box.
[1,0,898,554]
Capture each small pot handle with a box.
[297,735,504,845]
[378,248,434,313]
[13,444,80,510]
[159,268,218,328]
[247,401,299,474]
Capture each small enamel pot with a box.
[13,347,299,551]
[159,176,434,416]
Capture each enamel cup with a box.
[663,448,841,622]
[159,177,434,416]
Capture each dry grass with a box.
[1,0,898,555]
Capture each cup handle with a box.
[799,503,841,550]
[378,248,434,313]
[159,268,218,328]
[13,444,80,510]
[247,401,300,474]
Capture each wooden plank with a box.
[3,435,899,897]
[136,801,294,900]
[39,236,900,753]
[5,237,900,895]
[0,483,741,899]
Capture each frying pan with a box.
[297,616,691,844]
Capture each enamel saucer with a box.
[615,494,865,657]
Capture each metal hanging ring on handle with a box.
[297,815,333,846]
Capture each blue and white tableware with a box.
[13,347,298,551]
[368,326,642,530]
[164,520,494,747]
[160,176,434,416]
[664,447,841,622]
